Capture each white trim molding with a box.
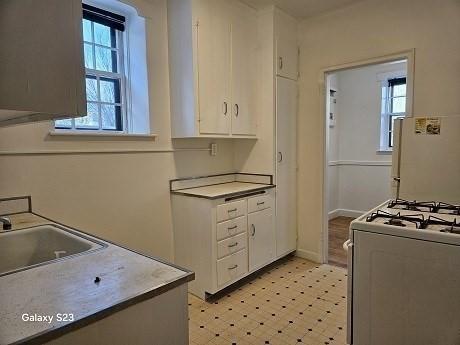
[328,160,391,167]
[295,249,322,263]
[328,208,364,220]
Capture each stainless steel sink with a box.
[0,224,106,276]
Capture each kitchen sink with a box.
[0,224,106,277]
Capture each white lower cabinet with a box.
[172,189,278,299]
[248,208,275,271]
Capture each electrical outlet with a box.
[210,143,217,156]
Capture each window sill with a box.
[376,149,393,155]
[48,130,157,140]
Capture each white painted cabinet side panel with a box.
[0,0,85,122]
[168,0,198,138]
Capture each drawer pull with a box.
[257,201,265,206]
[250,224,256,236]
[228,242,238,248]
[227,208,237,213]
[228,225,238,230]
[228,264,238,270]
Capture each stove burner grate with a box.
[366,210,425,228]
[387,199,436,212]
[422,216,460,234]
[387,199,460,215]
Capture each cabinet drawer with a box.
[248,194,270,213]
[217,200,247,222]
[217,249,248,287]
[217,232,247,259]
[216,216,247,241]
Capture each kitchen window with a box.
[380,77,407,150]
[54,2,150,135]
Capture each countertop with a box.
[0,213,194,345]
[170,181,275,199]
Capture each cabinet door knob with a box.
[251,224,256,236]
[279,56,283,70]
[223,102,228,115]
[234,104,239,117]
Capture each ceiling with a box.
[242,0,364,19]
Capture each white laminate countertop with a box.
[170,181,275,199]
[0,213,193,345]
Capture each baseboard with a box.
[328,208,364,219]
[295,249,321,263]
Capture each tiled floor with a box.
[188,256,347,345]
[328,217,354,268]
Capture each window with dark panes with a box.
[380,77,406,149]
[55,4,126,131]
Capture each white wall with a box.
[328,62,406,217]
[0,0,235,261]
[298,0,460,261]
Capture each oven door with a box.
[343,237,354,345]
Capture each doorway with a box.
[324,57,410,267]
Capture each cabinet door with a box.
[0,0,86,126]
[230,2,257,136]
[248,208,275,271]
[276,77,297,257]
[195,0,231,135]
[275,10,298,80]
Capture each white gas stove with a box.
[349,199,460,246]
[347,199,460,345]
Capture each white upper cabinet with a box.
[230,2,258,136]
[0,0,86,127]
[275,9,298,81]
[168,0,258,138]
[194,0,232,135]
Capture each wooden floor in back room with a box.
[327,217,354,269]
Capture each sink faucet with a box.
[0,216,12,230]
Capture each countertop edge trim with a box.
[170,184,276,200]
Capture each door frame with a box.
[319,49,415,264]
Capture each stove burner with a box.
[385,218,406,227]
[366,210,424,228]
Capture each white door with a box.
[195,0,231,135]
[230,1,257,136]
[248,208,275,271]
[276,77,297,257]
